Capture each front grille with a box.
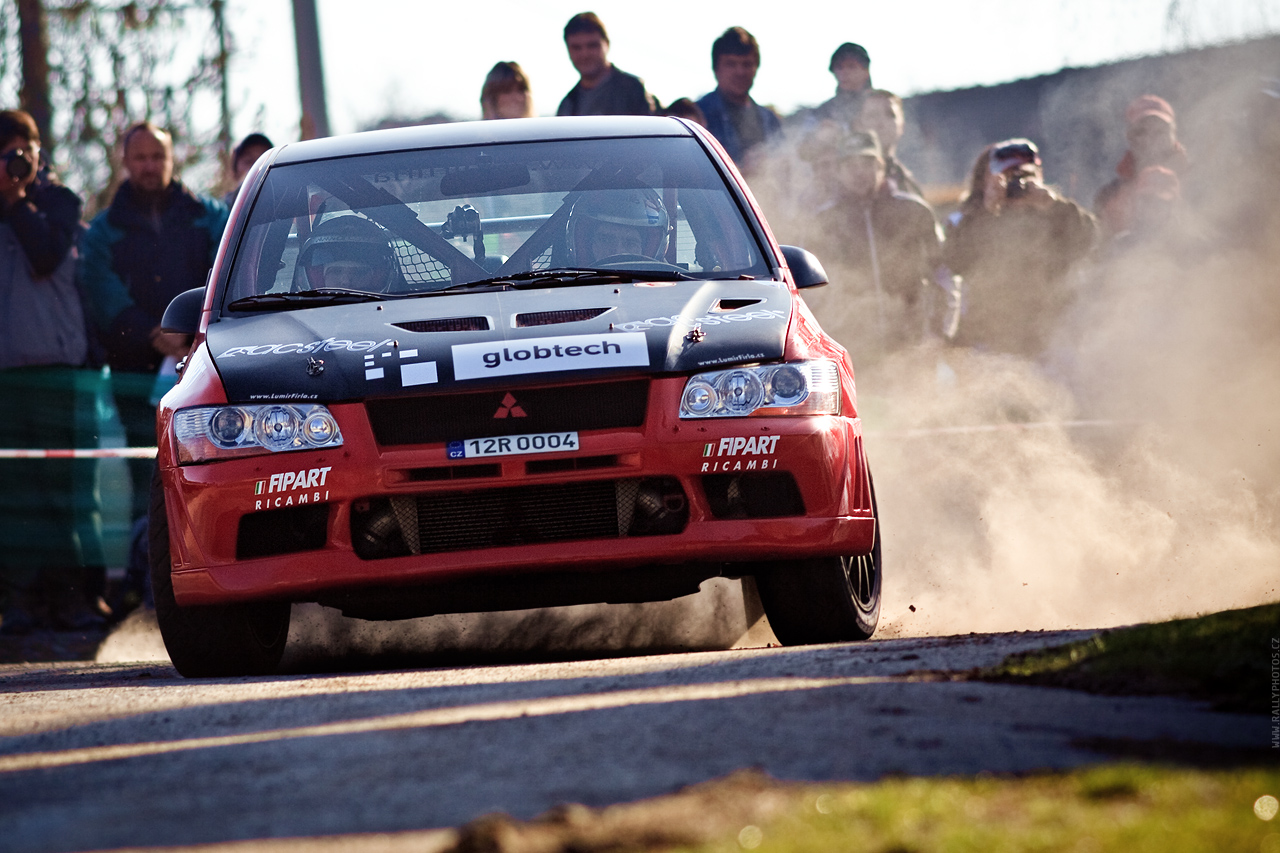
[366,379,649,446]
[351,477,687,559]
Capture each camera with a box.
[3,148,33,181]
[1005,175,1029,199]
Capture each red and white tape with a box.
[0,447,158,459]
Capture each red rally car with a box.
[152,116,880,677]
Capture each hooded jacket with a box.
[79,179,227,373]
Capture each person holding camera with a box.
[946,139,1097,359]
[0,109,105,634]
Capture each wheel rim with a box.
[839,537,880,612]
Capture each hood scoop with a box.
[516,307,613,327]
[393,317,490,333]
[713,298,763,312]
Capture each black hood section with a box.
[207,281,793,403]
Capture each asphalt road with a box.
[0,600,1265,853]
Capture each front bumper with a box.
[162,377,874,607]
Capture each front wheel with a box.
[149,469,290,677]
[755,483,882,645]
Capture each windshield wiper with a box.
[442,267,694,293]
[227,288,387,311]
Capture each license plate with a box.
[447,432,579,459]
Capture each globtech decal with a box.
[452,333,648,380]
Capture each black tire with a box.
[755,477,882,645]
[149,468,290,677]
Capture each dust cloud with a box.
[759,79,1280,638]
[96,578,772,667]
[277,578,769,671]
[96,607,169,663]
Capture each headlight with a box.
[679,360,840,418]
[174,404,344,463]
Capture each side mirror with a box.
[161,287,206,335]
[779,245,829,289]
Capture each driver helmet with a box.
[566,188,670,264]
[297,215,399,292]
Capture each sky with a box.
[226,0,1278,144]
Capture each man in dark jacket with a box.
[697,27,782,169]
[556,13,655,117]
[79,121,228,522]
[801,130,955,351]
[0,109,104,633]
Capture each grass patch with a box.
[980,601,1280,713]
[681,766,1280,853]
[447,766,1280,853]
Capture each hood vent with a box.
[394,317,490,333]
[714,298,763,312]
[516,307,612,327]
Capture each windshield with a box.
[221,135,772,311]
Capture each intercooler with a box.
[351,477,687,559]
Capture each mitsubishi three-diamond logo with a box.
[493,393,527,418]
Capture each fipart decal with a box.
[700,435,780,472]
[254,491,330,511]
[254,467,332,509]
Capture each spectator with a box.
[1094,95,1188,238]
[79,122,228,530]
[697,27,782,168]
[481,61,536,120]
[556,12,656,117]
[0,109,104,633]
[947,139,1097,358]
[1101,165,1213,265]
[854,88,925,199]
[815,42,873,130]
[223,132,273,206]
[661,97,707,127]
[801,130,955,348]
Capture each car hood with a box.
[206,280,793,402]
